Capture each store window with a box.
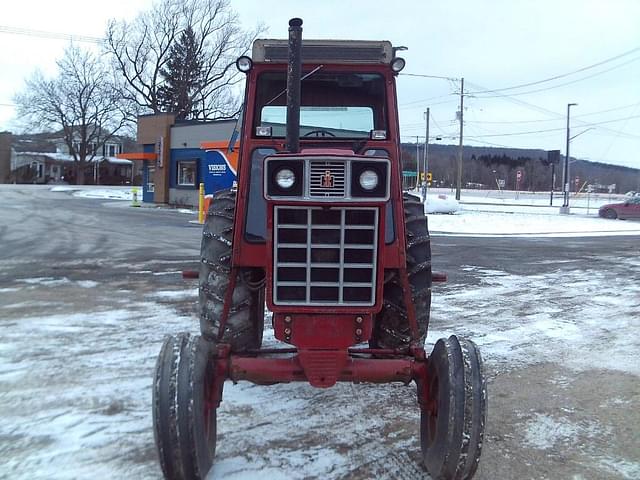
[147,166,155,192]
[177,160,197,186]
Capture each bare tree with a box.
[106,0,263,121]
[14,45,127,184]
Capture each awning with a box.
[116,152,157,161]
[200,141,239,151]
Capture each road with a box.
[0,185,638,480]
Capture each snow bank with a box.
[50,186,80,192]
[424,193,460,214]
[427,210,640,237]
[73,188,134,201]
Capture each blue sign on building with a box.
[201,149,237,195]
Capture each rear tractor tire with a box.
[153,333,218,480]
[372,193,432,349]
[199,188,265,351]
[421,335,487,480]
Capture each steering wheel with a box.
[303,129,336,137]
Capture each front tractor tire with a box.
[421,336,487,480]
[153,333,217,480]
[199,189,265,351]
[372,193,432,349]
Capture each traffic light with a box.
[426,172,432,182]
[546,150,560,165]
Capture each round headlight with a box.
[390,57,406,73]
[236,56,253,73]
[359,170,379,191]
[275,168,295,189]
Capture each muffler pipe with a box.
[286,18,303,153]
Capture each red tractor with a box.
[153,18,486,480]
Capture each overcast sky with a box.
[1,0,639,168]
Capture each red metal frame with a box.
[209,343,431,405]
[204,59,426,401]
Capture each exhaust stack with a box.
[286,18,303,153]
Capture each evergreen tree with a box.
[157,25,204,120]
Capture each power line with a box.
[465,101,640,124]
[472,56,640,98]
[464,136,516,148]
[598,102,640,160]
[456,113,640,139]
[467,126,565,138]
[466,46,640,94]
[399,93,455,107]
[0,25,103,44]
[464,79,640,140]
[400,73,460,81]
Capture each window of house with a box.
[177,160,197,186]
[72,141,97,154]
[107,144,117,157]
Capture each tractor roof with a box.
[252,39,395,64]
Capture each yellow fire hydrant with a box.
[131,187,141,207]
[198,183,205,224]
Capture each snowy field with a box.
[1,255,639,479]
[415,188,640,236]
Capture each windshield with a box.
[254,72,386,139]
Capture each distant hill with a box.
[401,143,640,193]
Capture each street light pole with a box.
[423,107,429,201]
[415,136,420,191]
[561,102,577,214]
[456,78,464,200]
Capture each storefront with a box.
[118,114,238,206]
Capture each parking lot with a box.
[1,185,639,479]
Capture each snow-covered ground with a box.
[51,185,137,201]
[50,186,640,238]
[1,252,639,480]
[428,210,640,237]
[418,188,640,237]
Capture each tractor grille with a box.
[274,206,378,306]
[309,161,346,198]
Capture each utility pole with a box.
[456,77,464,200]
[415,135,420,191]
[423,107,430,201]
[561,102,577,214]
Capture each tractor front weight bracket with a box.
[211,346,430,403]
